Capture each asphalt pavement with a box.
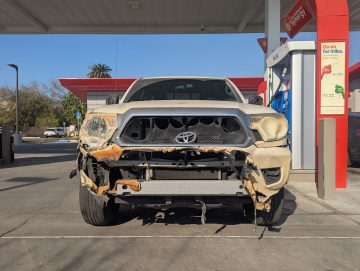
[0,142,360,271]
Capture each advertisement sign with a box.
[257,37,287,53]
[320,42,346,115]
[281,0,315,38]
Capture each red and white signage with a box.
[281,0,315,38]
[257,37,288,53]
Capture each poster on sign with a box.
[281,0,315,38]
[320,42,346,115]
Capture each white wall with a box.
[87,91,125,111]
[349,90,360,112]
[349,78,360,112]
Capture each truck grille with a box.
[120,116,248,145]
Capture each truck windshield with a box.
[124,79,241,103]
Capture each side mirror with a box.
[248,95,264,106]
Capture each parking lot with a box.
[1,142,360,270]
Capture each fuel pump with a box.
[266,41,316,171]
[267,66,292,146]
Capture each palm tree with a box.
[87,64,112,78]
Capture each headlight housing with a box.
[250,114,288,142]
[80,113,119,149]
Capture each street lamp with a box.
[8,64,22,144]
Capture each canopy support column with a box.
[314,0,349,188]
[265,0,280,57]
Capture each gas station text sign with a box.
[320,42,346,115]
[281,0,315,38]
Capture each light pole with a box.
[8,64,22,144]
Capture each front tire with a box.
[244,188,285,226]
[79,184,117,226]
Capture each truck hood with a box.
[91,100,278,116]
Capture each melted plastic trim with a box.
[81,142,290,204]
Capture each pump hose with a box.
[267,78,283,107]
[267,66,288,107]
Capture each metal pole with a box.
[15,66,19,134]
[7,64,19,134]
[265,0,280,58]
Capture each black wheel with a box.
[244,188,285,226]
[79,184,117,226]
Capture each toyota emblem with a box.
[175,131,197,144]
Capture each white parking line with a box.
[1,235,360,239]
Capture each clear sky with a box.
[0,32,359,88]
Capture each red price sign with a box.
[257,37,288,53]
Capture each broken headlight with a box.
[250,114,288,142]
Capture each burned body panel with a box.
[75,77,291,226]
[80,143,290,202]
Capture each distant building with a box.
[60,77,264,112]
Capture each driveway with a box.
[0,142,360,271]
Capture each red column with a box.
[314,0,349,188]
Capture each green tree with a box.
[1,80,88,130]
[0,87,16,125]
[42,79,67,106]
[42,80,67,122]
[0,83,60,129]
[87,64,112,78]
[61,92,86,125]
[18,83,60,128]
[35,112,59,128]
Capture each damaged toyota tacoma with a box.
[71,77,291,226]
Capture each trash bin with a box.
[10,134,14,162]
[0,125,14,163]
[0,131,2,161]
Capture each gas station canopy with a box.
[1,0,358,189]
[0,0,360,34]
